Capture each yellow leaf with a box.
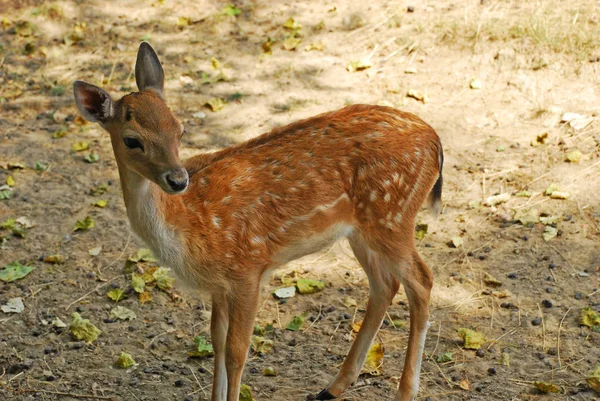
[351,321,362,333]
[6,176,15,187]
[282,37,302,51]
[534,381,561,394]
[362,342,384,376]
[283,17,302,30]
[72,141,89,152]
[459,379,471,390]
[93,199,108,208]
[587,364,600,393]
[205,98,225,112]
[139,291,153,304]
[457,328,485,350]
[211,57,220,69]
[347,58,372,72]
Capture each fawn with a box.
[73,42,443,401]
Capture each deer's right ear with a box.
[73,81,114,123]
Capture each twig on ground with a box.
[557,307,572,368]
[64,275,121,311]
[23,389,115,400]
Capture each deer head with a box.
[73,42,188,194]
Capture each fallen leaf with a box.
[587,364,600,393]
[458,379,471,390]
[483,273,502,288]
[539,215,561,225]
[515,191,532,197]
[176,16,192,29]
[534,381,561,394]
[107,288,127,302]
[1,297,24,313]
[139,291,153,304]
[283,17,302,30]
[239,384,255,401]
[436,352,453,363]
[72,141,90,152]
[296,278,325,294]
[6,175,15,187]
[415,223,428,240]
[189,335,214,358]
[263,366,277,376]
[347,58,372,72]
[153,267,174,290]
[131,274,145,293]
[550,191,570,200]
[44,254,64,264]
[305,42,324,51]
[15,217,33,228]
[450,236,464,248]
[88,246,102,256]
[205,98,225,112]
[544,183,560,196]
[0,185,13,200]
[286,314,306,331]
[70,312,101,343]
[469,78,482,89]
[343,296,357,307]
[580,307,600,330]
[491,290,511,298]
[406,89,429,103]
[542,226,558,241]
[0,261,36,282]
[566,149,582,163]
[457,328,485,350]
[84,151,100,163]
[53,129,68,139]
[114,352,136,368]
[282,36,302,51]
[273,286,296,299]
[52,317,67,328]
[90,183,108,196]
[362,342,384,376]
[129,248,157,263]
[15,20,34,37]
[514,209,538,225]
[73,216,95,231]
[500,351,510,366]
[110,306,137,321]
[251,336,274,354]
[485,193,511,206]
[352,321,362,333]
[391,319,405,328]
[222,4,241,17]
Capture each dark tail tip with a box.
[429,140,444,216]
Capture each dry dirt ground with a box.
[1,0,600,400]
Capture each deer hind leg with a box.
[315,234,400,400]
[224,279,261,401]
[394,251,433,401]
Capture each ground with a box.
[1,0,600,400]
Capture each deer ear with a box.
[73,81,114,123]
[135,42,164,95]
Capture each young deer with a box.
[73,42,443,401]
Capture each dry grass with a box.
[436,0,600,59]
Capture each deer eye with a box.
[123,137,144,151]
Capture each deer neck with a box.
[114,159,186,271]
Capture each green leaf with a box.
[544,183,560,196]
[587,364,600,393]
[457,328,486,350]
[286,313,306,331]
[128,248,157,263]
[415,223,428,240]
[84,151,99,163]
[581,307,600,328]
[141,33,151,42]
[52,129,68,139]
[131,274,145,293]
[534,381,561,394]
[189,336,214,358]
[283,17,302,30]
[566,149,582,163]
[251,336,274,354]
[153,267,174,290]
[205,98,226,112]
[0,187,13,200]
[0,261,36,283]
[263,366,277,376]
[222,4,241,16]
[90,183,108,196]
[69,312,101,343]
[542,226,558,242]
[110,306,137,321]
[0,218,16,230]
[93,199,108,208]
[34,161,47,171]
[114,352,136,368]
[73,216,94,231]
[436,352,453,363]
[296,278,325,294]
[107,288,127,302]
[71,141,89,152]
[239,384,255,401]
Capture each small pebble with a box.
[546,287,553,293]
[306,395,316,401]
[198,367,207,374]
[549,263,557,269]
[487,367,497,375]
[507,273,517,279]
[547,347,558,355]
[288,338,297,347]
[541,300,553,308]
[574,292,584,300]
[279,299,287,305]
[476,349,485,358]
[407,6,415,12]
[325,305,336,313]
[250,367,259,374]
[75,306,84,312]
[478,255,486,261]
[174,379,185,387]
[523,235,529,241]
[531,317,542,326]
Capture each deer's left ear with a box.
[73,81,114,123]
[135,42,165,96]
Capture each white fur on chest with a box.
[125,182,186,274]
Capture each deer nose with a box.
[165,168,189,193]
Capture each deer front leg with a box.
[225,280,261,401]
[211,294,229,401]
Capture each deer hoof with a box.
[315,389,336,400]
